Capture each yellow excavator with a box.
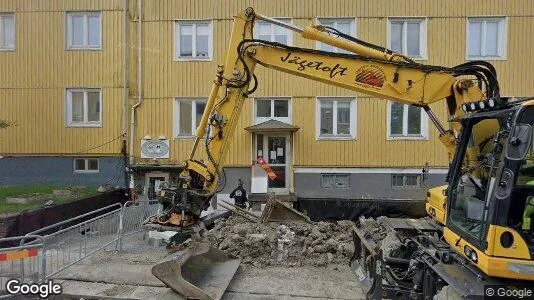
[148,7,534,299]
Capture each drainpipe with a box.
[122,0,130,193]
[129,0,142,199]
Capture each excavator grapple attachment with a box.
[152,242,241,300]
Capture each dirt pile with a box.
[204,216,356,267]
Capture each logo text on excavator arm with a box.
[280,52,348,79]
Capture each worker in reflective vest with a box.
[230,179,249,209]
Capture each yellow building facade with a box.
[1,0,533,202]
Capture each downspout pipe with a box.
[129,0,142,199]
[122,0,130,192]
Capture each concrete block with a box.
[6,197,29,204]
[148,230,176,242]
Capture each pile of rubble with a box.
[204,216,356,267]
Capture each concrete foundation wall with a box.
[294,173,446,200]
[132,166,446,201]
[0,156,127,187]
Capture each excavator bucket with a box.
[260,193,311,223]
[152,242,241,300]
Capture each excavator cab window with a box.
[449,117,504,242]
[509,107,534,241]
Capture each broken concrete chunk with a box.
[247,233,266,242]
[316,221,331,233]
[205,215,356,267]
[309,227,323,240]
[313,244,327,253]
[325,238,339,251]
[148,231,177,243]
[327,253,334,263]
[232,224,249,236]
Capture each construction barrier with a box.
[0,235,45,299]
[0,200,160,297]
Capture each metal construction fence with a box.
[0,200,160,297]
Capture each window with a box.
[317,97,356,139]
[388,18,427,59]
[74,158,99,173]
[254,98,290,124]
[254,18,292,45]
[321,174,350,189]
[466,17,506,60]
[392,174,420,188]
[174,98,207,137]
[175,21,212,60]
[316,18,355,53]
[66,12,102,49]
[387,102,428,139]
[66,89,102,127]
[0,13,15,50]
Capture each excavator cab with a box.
[445,101,534,280]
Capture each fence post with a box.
[115,204,125,251]
[39,247,46,283]
[19,258,25,283]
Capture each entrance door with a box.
[144,172,169,200]
[254,134,290,194]
[148,177,165,200]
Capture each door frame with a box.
[144,171,169,195]
[253,133,291,195]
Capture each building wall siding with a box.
[0,2,126,156]
[132,0,534,168]
[1,0,533,172]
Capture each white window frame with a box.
[174,20,213,61]
[0,13,15,50]
[73,158,99,173]
[66,11,102,50]
[466,17,507,61]
[65,88,102,127]
[392,174,421,189]
[316,97,357,140]
[387,17,427,60]
[253,18,293,46]
[173,98,207,138]
[387,101,428,140]
[315,17,356,53]
[254,97,291,125]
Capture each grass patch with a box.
[0,185,99,214]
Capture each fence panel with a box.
[22,204,123,280]
[0,235,45,298]
[1,200,161,296]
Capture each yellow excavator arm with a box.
[157,7,500,227]
[185,8,493,196]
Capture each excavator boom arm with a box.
[185,8,491,198]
